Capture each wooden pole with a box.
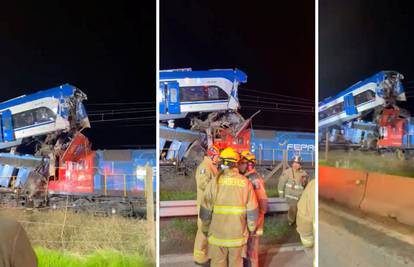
[145,164,155,261]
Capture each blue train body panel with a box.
[93,149,156,194]
[0,153,44,188]
[250,130,315,163]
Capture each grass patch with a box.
[262,216,292,243]
[170,218,198,240]
[266,188,279,198]
[320,150,414,177]
[35,247,152,267]
[160,191,196,201]
[0,209,154,263]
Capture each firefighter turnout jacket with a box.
[278,167,309,201]
[194,156,219,263]
[245,170,268,236]
[200,167,259,248]
[297,179,315,248]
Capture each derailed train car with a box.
[160,125,315,176]
[0,85,155,216]
[0,134,156,216]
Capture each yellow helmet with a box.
[220,147,240,163]
[241,150,256,163]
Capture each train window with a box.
[319,102,344,120]
[180,86,228,102]
[354,90,375,106]
[13,107,56,129]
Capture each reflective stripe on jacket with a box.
[200,168,259,247]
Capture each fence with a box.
[160,147,315,168]
[0,163,156,262]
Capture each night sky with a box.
[0,1,155,149]
[320,0,414,113]
[161,1,315,132]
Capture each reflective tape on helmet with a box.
[279,190,284,195]
[208,235,248,247]
[213,205,246,215]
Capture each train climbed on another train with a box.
[159,68,315,177]
[319,71,414,159]
[0,85,155,216]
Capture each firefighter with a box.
[277,155,309,225]
[0,217,37,267]
[296,178,315,261]
[239,150,268,267]
[200,147,258,267]
[194,145,221,265]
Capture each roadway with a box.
[319,199,414,267]
[160,243,312,267]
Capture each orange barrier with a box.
[319,166,368,208]
[360,173,414,226]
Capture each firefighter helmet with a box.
[207,145,220,157]
[292,155,302,164]
[220,147,240,163]
[241,150,256,163]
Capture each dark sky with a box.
[161,0,315,132]
[0,1,155,149]
[320,0,414,113]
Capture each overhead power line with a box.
[90,116,156,123]
[242,105,314,114]
[238,93,314,106]
[239,98,314,109]
[89,109,155,116]
[239,88,314,103]
[86,101,155,106]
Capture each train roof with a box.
[0,84,82,111]
[319,71,401,107]
[160,68,247,83]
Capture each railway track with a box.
[160,197,288,217]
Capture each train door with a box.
[167,81,180,114]
[344,94,358,115]
[1,110,15,142]
[160,81,181,115]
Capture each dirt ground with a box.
[320,149,414,177]
[160,214,301,255]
